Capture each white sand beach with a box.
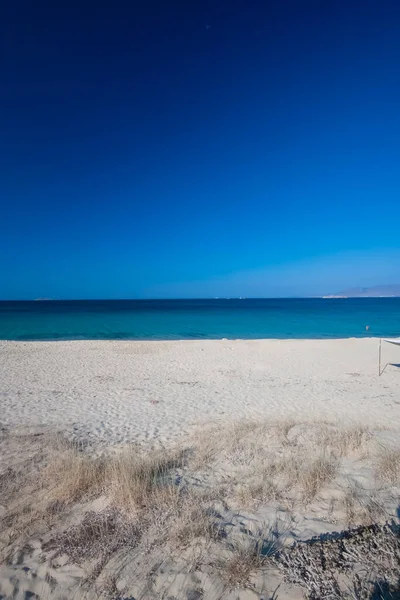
[1,338,400,600]
[0,338,399,445]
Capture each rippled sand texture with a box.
[0,338,399,445]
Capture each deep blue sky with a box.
[1,0,400,299]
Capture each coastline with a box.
[0,333,399,342]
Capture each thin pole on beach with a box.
[379,338,382,376]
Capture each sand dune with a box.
[1,338,400,599]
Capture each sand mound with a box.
[1,419,400,599]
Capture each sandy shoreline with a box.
[1,338,400,599]
[1,338,399,445]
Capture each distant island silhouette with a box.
[323,284,400,298]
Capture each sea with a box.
[0,298,399,341]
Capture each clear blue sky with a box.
[1,0,399,299]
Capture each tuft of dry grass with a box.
[376,448,400,486]
[301,455,339,502]
[219,525,280,589]
[41,445,224,563]
[189,420,288,471]
[106,446,182,513]
[236,478,282,506]
[48,508,139,564]
[170,490,223,546]
[343,487,360,527]
[220,541,264,588]
[342,487,386,528]
[46,449,106,503]
[0,467,22,503]
[234,450,338,507]
[45,444,183,511]
[318,425,372,458]
[190,421,345,509]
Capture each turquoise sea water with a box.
[0,299,399,341]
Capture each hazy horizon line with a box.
[1,295,400,302]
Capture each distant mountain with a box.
[323,284,400,298]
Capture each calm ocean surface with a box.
[0,299,399,341]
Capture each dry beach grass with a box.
[1,419,400,599]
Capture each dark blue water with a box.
[0,299,399,341]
